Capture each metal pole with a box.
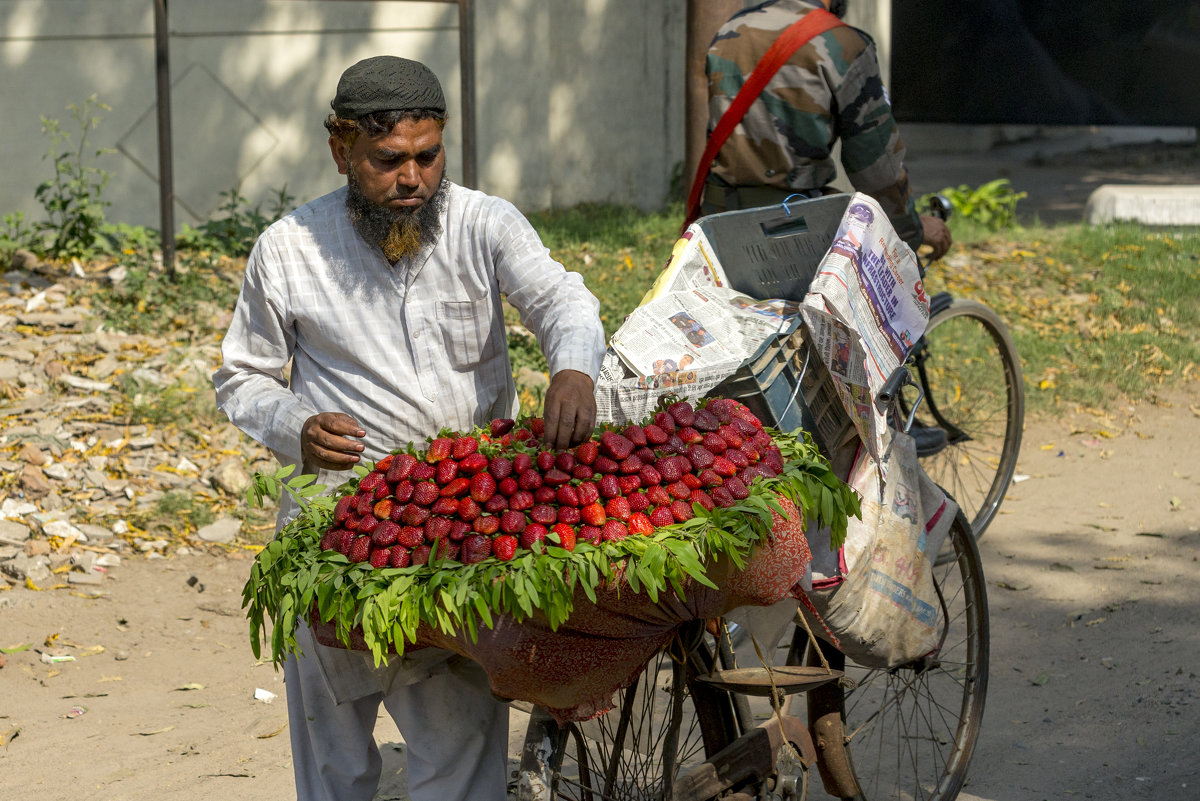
[154,0,176,275]
[458,0,476,188]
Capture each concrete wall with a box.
[0,0,686,233]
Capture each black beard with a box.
[345,171,447,261]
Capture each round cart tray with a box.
[694,665,842,696]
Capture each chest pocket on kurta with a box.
[436,294,502,371]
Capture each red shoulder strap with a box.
[683,8,845,229]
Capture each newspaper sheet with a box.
[801,192,931,461]
[637,224,730,305]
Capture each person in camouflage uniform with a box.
[704,0,951,260]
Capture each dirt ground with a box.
[2,390,1197,801]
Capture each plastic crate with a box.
[700,195,860,477]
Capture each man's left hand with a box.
[542,369,597,451]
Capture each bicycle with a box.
[513,194,993,800]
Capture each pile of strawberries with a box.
[319,398,787,569]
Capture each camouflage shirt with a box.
[706,0,922,247]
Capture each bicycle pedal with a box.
[695,665,841,697]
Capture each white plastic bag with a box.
[803,431,957,669]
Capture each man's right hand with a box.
[301,412,366,470]
[919,215,952,262]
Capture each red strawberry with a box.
[677,426,703,444]
[628,512,654,536]
[435,459,459,485]
[412,462,436,481]
[343,513,361,532]
[702,432,729,454]
[484,494,509,513]
[574,440,599,465]
[470,472,497,502]
[513,428,533,443]
[556,485,581,507]
[461,534,492,564]
[357,515,379,534]
[534,486,557,504]
[688,445,715,469]
[711,486,736,508]
[459,452,489,475]
[642,423,669,445]
[388,547,412,568]
[529,418,546,439]
[412,481,439,506]
[457,497,482,522]
[576,482,601,506]
[386,453,418,483]
[598,474,621,499]
[645,485,672,506]
[373,498,395,520]
[697,468,723,488]
[669,500,695,523]
[337,529,356,554]
[653,411,677,434]
[718,425,744,448]
[681,473,702,490]
[627,491,651,513]
[473,515,500,536]
[617,475,642,495]
[592,456,619,475]
[706,398,735,424]
[690,489,715,511]
[554,451,576,472]
[512,452,534,475]
[663,435,688,455]
[581,502,607,527]
[655,456,683,483]
[637,465,662,486]
[424,516,453,543]
[520,523,548,551]
[500,510,527,534]
[605,496,632,521]
[601,520,629,542]
[599,431,634,460]
[375,454,395,472]
[426,437,453,463]
[452,436,479,460]
[692,408,719,432]
[556,506,581,525]
[431,497,459,516]
[448,520,472,541]
[712,456,737,477]
[732,403,763,429]
[433,538,460,562]
[725,449,750,470]
[490,418,516,437]
[623,425,647,447]
[618,455,644,475]
[401,505,430,526]
[348,535,372,562]
[355,492,374,517]
[550,523,577,551]
[497,476,519,497]
[739,440,761,462]
[393,480,415,504]
[492,535,518,561]
[536,450,557,472]
[724,476,750,500]
[439,476,471,498]
[517,469,543,491]
[578,525,603,546]
[374,482,391,501]
[530,504,557,526]
[508,490,534,511]
[667,481,692,499]
[372,520,401,547]
[489,456,514,480]
[359,471,386,493]
[369,547,392,569]
[411,544,432,565]
[334,495,355,522]
[648,505,675,528]
[397,525,425,548]
[543,468,572,487]
[635,446,656,463]
[571,464,594,480]
[732,417,758,437]
[319,528,341,551]
[667,401,696,427]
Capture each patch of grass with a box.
[924,224,1200,412]
[93,251,241,337]
[129,490,216,538]
[114,373,225,430]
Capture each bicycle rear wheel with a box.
[911,296,1024,541]
[518,622,739,800]
[798,508,989,801]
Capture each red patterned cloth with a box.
[312,495,810,722]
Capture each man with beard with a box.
[212,56,605,801]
